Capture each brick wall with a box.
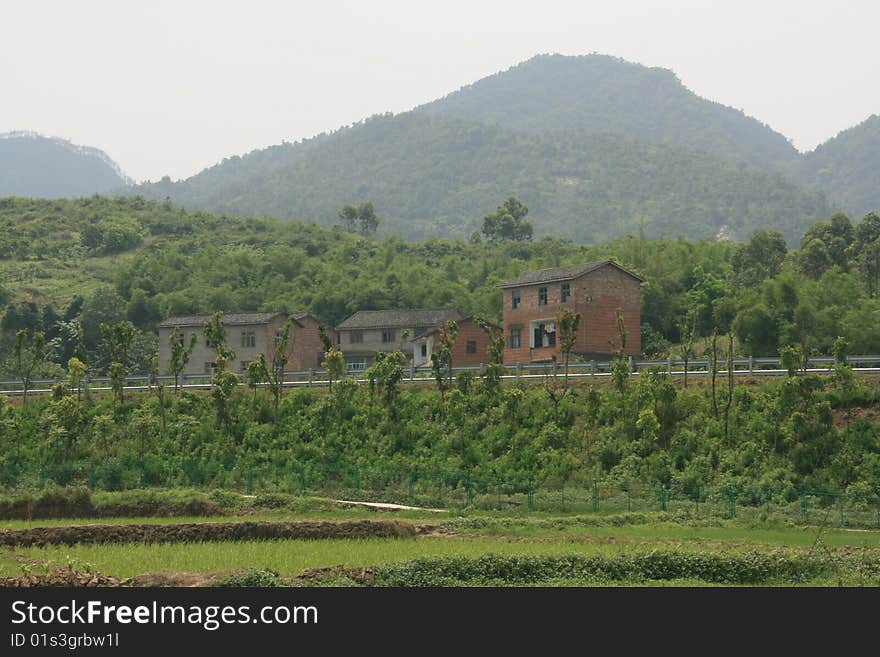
[288,314,325,371]
[448,318,496,367]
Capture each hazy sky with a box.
[3,0,878,182]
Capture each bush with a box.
[217,569,285,587]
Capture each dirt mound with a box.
[130,571,221,587]
[0,519,423,547]
[290,565,375,585]
[0,568,126,587]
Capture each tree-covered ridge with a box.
[0,132,129,199]
[794,114,880,220]
[135,112,828,243]
[417,53,799,173]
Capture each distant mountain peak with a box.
[0,131,131,198]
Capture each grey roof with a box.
[498,260,644,288]
[158,312,286,328]
[336,308,462,331]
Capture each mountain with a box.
[0,132,130,198]
[135,112,828,243]
[795,115,880,219]
[417,54,800,173]
[131,53,848,243]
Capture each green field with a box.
[4,510,880,586]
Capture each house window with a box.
[466,340,477,354]
[350,330,364,344]
[241,331,256,348]
[382,329,396,343]
[512,289,521,309]
[561,282,570,303]
[420,344,427,358]
[240,360,251,373]
[533,323,556,348]
[538,287,548,305]
[347,359,367,372]
[204,362,215,374]
[509,327,522,349]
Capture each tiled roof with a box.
[336,308,462,330]
[158,312,285,328]
[498,260,644,288]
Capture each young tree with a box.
[430,320,459,407]
[245,358,267,416]
[203,312,236,377]
[319,326,346,393]
[12,329,47,405]
[264,319,294,415]
[168,326,197,392]
[609,310,629,394]
[555,308,581,385]
[724,332,734,445]
[476,318,505,397]
[366,350,406,414]
[678,308,697,388]
[67,356,86,403]
[147,354,167,434]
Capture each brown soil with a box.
[0,519,425,548]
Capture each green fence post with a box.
[354,466,361,498]
[466,476,473,507]
[627,488,631,512]
[299,467,307,495]
[194,462,200,488]
[140,461,147,488]
[801,493,808,523]
[527,478,534,511]
[839,496,845,527]
[408,469,416,503]
[246,467,254,495]
[695,486,700,514]
[38,466,45,490]
[560,482,565,512]
[592,482,599,512]
[497,478,502,510]
[89,463,96,491]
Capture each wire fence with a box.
[1,460,878,527]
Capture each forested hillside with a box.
[795,115,880,219]
[0,132,129,198]
[135,112,828,243]
[418,54,799,173]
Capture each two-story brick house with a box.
[335,308,462,371]
[498,260,643,364]
[157,311,324,377]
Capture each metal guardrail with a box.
[0,354,874,397]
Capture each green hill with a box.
[0,132,130,198]
[136,112,828,243]
[418,53,800,173]
[795,115,880,218]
